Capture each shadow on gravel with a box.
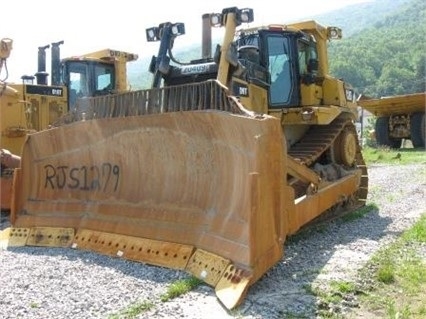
[0,210,11,231]
[237,206,392,318]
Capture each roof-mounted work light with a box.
[171,23,185,36]
[237,8,254,24]
[210,13,222,27]
[327,27,342,40]
[210,7,253,28]
[146,27,160,42]
[146,22,185,42]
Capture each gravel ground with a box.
[0,162,425,319]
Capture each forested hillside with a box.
[313,0,411,37]
[327,0,425,97]
[128,0,425,97]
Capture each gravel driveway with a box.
[1,162,425,319]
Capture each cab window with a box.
[95,65,114,93]
[267,35,291,106]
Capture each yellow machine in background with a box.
[4,7,368,309]
[0,38,138,209]
[358,92,425,148]
[1,41,138,153]
[0,37,20,210]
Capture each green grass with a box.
[362,146,426,165]
[356,213,426,318]
[107,276,203,318]
[376,263,395,284]
[160,276,203,302]
[402,214,426,243]
[29,302,39,308]
[108,300,154,319]
[330,280,357,294]
[311,213,426,319]
[340,203,378,223]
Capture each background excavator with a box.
[2,7,368,310]
[0,38,138,210]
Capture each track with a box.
[287,117,349,166]
[288,116,369,208]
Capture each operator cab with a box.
[61,59,115,111]
[235,27,319,108]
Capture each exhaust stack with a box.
[51,41,64,86]
[202,14,212,59]
[35,44,49,85]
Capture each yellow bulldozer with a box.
[2,7,368,310]
[0,38,138,210]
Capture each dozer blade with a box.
[215,263,252,309]
[26,227,74,247]
[72,229,194,270]
[0,227,30,247]
[11,110,288,308]
[0,226,74,247]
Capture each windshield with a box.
[65,61,115,109]
[94,64,114,92]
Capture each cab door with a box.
[266,33,300,108]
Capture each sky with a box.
[2,0,369,83]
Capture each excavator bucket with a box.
[10,96,290,308]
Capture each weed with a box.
[160,276,203,302]
[330,280,356,294]
[340,203,378,223]
[108,300,154,319]
[29,302,39,308]
[376,264,395,284]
